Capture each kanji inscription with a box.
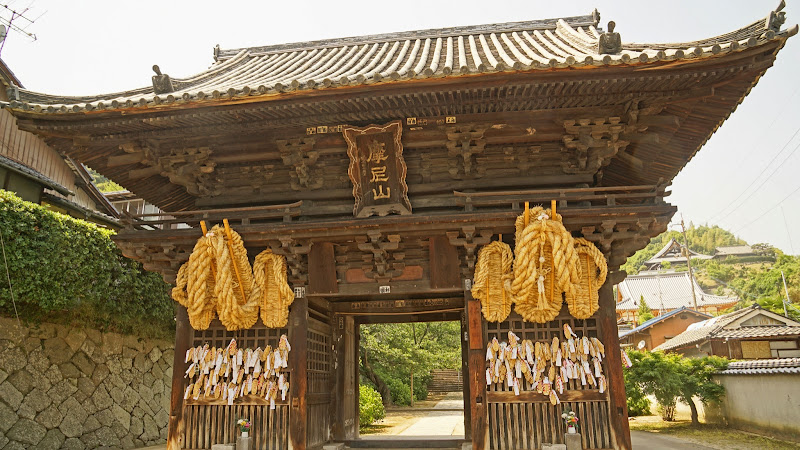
[344,121,412,217]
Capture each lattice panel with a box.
[485,307,611,450]
[191,319,287,350]
[182,403,288,450]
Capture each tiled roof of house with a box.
[0,153,71,196]
[5,5,797,114]
[714,245,755,256]
[715,326,800,339]
[644,238,712,266]
[620,306,710,339]
[718,358,800,375]
[616,271,737,311]
[654,305,800,351]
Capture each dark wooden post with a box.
[598,274,632,450]
[289,295,308,450]
[460,311,472,436]
[167,305,191,450]
[466,290,488,449]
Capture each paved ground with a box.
[632,430,717,449]
[396,392,465,436]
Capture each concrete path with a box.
[397,392,465,436]
[631,430,716,449]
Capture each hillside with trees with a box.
[622,224,800,321]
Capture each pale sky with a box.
[2,0,798,254]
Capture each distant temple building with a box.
[642,238,712,271]
[616,271,738,323]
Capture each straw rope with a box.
[209,225,258,331]
[174,234,218,330]
[511,207,581,323]
[471,240,514,322]
[569,238,608,319]
[253,249,296,328]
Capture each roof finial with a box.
[214,44,221,61]
[768,0,787,32]
[598,21,621,54]
[592,8,601,25]
[151,65,174,94]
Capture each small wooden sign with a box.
[343,121,412,218]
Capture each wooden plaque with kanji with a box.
[344,121,412,218]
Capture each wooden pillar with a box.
[460,311,472,436]
[167,305,191,450]
[598,275,632,450]
[289,295,308,450]
[330,314,357,440]
[466,290,488,449]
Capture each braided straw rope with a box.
[471,241,514,322]
[173,234,218,330]
[209,225,258,331]
[569,238,608,319]
[253,249,296,328]
[511,207,581,323]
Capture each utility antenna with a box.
[0,2,46,55]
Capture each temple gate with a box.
[6,5,794,449]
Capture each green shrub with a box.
[0,190,173,338]
[359,384,385,427]
[385,376,412,406]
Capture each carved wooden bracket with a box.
[446,226,493,279]
[446,125,488,179]
[561,117,631,175]
[270,237,311,285]
[356,231,404,284]
[277,138,323,191]
[120,142,221,197]
[503,145,541,174]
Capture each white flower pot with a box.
[241,431,249,438]
[567,426,576,434]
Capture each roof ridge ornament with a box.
[151,65,174,95]
[597,21,621,55]
[768,0,787,32]
[592,9,601,26]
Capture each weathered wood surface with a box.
[467,291,489,449]
[308,242,338,294]
[182,403,289,450]
[167,305,192,450]
[288,297,308,450]
[597,278,631,450]
[430,235,461,289]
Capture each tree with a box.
[637,296,654,325]
[624,350,728,424]
[360,321,461,406]
[676,356,728,425]
[624,350,682,420]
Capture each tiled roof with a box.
[718,358,800,375]
[5,6,797,114]
[715,326,800,339]
[0,154,71,196]
[644,238,712,266]
[620,306,711,338]
[654,305,800,351]
[714,245,754,256]
[616,271,737,311]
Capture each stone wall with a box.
[0,316,174,449]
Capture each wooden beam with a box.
[308,242,338,294]
[460,311,472,437]
[288,296,308,450]
[466,290,488,449]
[598,275,632,450]
[166,305,191,450]
[329,297,464,314]
[430,235,461,289]
[486,390,608,403]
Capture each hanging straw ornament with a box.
[253,248,296,328]
[211,222,259,331]
[568,238,608,319]
[173,229,218,330]
[471,239,514,322]
[511,205,581,323]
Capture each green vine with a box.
[0,190,174,338]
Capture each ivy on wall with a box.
[0,190,174,338]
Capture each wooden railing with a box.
[122,201,303,230]
[182,403,289,450]
[454,183,669,212]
